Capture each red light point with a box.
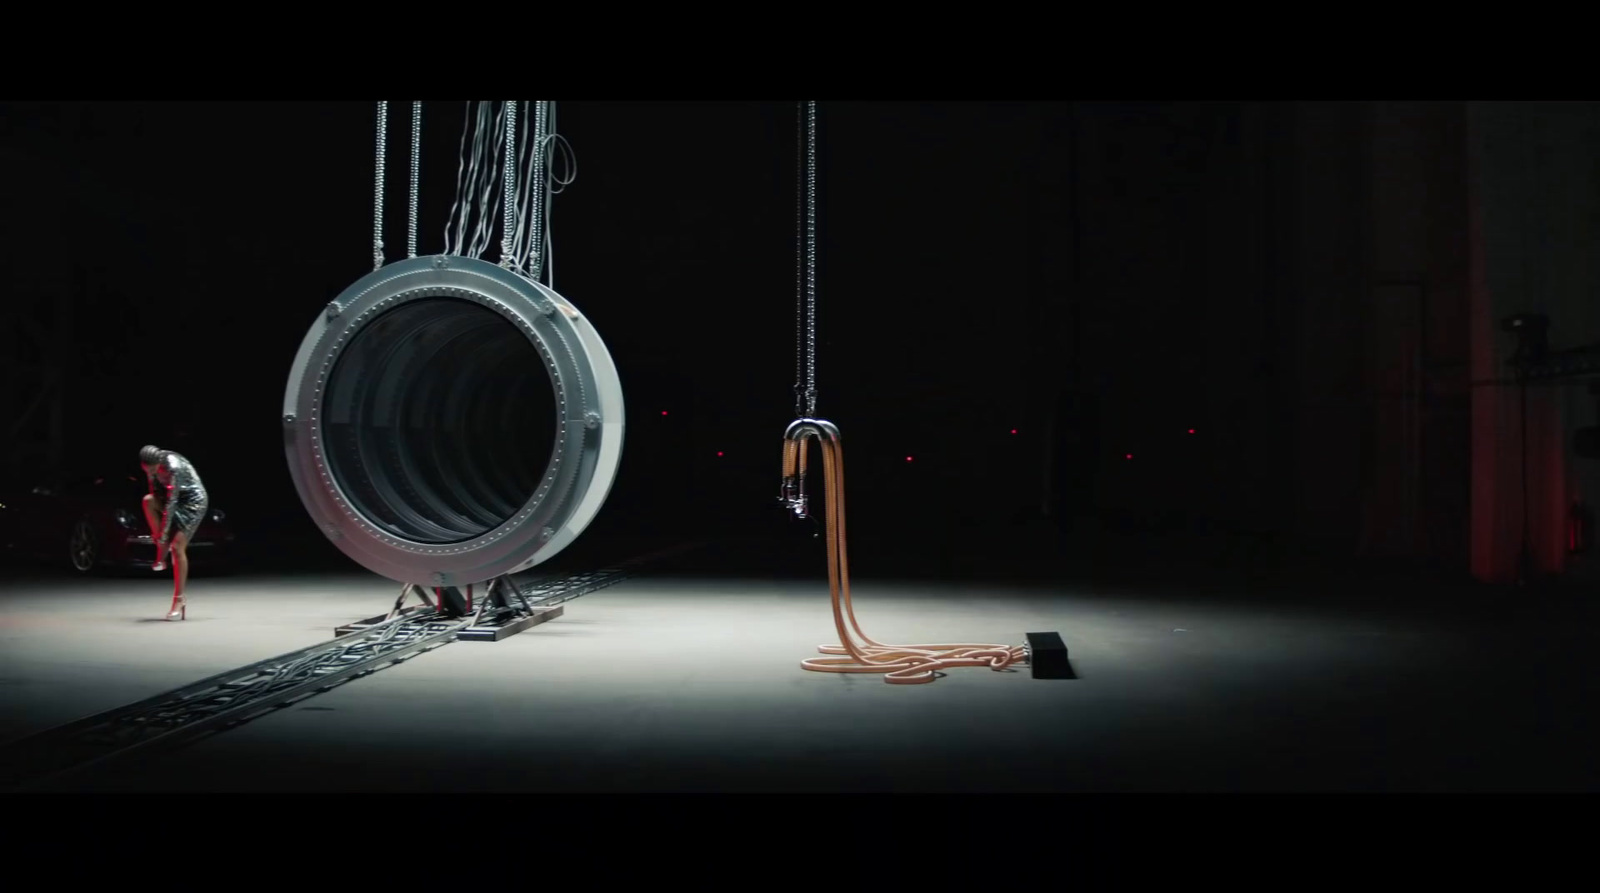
[716,451,724,457]
[1187,428,1195,434]
[906,456,914,462]
[1125,453,1133,460]
[660,411,668,416]
[1010,429,1018,435]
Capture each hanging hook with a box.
[780,418,818,520]
[780,418,1026,682]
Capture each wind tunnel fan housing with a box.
[283,254,624,588]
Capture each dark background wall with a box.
[1469,102,1600,584]
[1,101,1594,582]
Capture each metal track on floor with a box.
[0,541,704,791]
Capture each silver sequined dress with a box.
[149,451,209,545]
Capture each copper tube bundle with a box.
[782,419,1027,684]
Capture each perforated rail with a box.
[0,541,703,791]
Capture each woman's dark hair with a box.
[139,444,165,467]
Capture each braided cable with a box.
[407,101,421,258]
[804,101,818,417]
[373,101,388,270]
[500,101,518,266]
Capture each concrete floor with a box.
[1,542,1597,793]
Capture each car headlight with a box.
[114,508,139,528]
[211,509,226,522]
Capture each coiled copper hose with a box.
[782,419,1027,684]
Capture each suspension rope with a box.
[468,103,506,260]
[433,100,570,280]
[508,101,546,279]
[407,101,421,258]
[472,102,495,258]
[795,102,805,417]
[776,104,1026,685]
[543,104,576,288]
[373,101,388,270]
[511,102,535,274]
[458,102,498,259]
[795,101,818,418]
[444,102,474,256]
[805,101,817,418]
[528,100,549,281]
[501,100,518,266]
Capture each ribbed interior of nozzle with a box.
[321,297,557,544]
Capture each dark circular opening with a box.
[321,297,557,544]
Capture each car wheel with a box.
[69,518,100,573]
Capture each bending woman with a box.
[139,444,209,621]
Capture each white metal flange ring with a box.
[282,254,624,587]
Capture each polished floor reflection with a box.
[1,549,1596,793]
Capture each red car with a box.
[0,472,236,574]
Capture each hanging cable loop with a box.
[782,421,1027,683]
[432,101,571,278]
[373,101,389,270]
